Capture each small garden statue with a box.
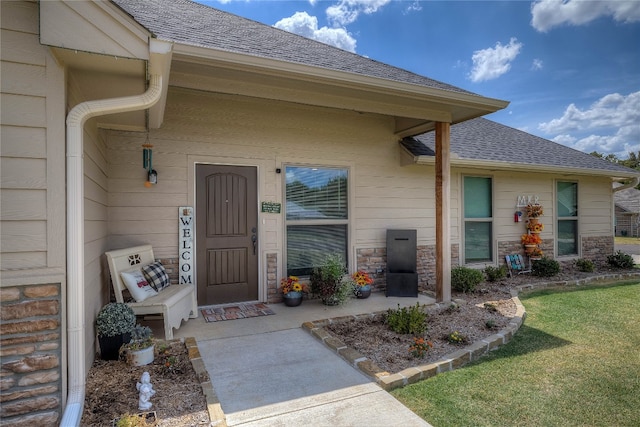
[136,371,156,411]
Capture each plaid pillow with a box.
[142,261,170,292]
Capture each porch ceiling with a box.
[168,53,508,138]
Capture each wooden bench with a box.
[105,245,198,340]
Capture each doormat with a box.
[200,303,275,323]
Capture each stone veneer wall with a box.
[356,244,460,294]
[157,257,179,285]
[0,284,62,427]
[582,235,614,267]
[266,253,279,304]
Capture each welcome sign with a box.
[179,207,194,284]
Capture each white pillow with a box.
[120,268,158,302]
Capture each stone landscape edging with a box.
[302,271,640,391]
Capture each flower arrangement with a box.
[521,233,542,245]
[280,275,305,295]
[525,203,544,218]
[351,270,374,288]
[527,222,544,233]
[529,247,544,258]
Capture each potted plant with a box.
[280,275,306,307]
[310,254,352,306]
[521,233,542,246]
[529,247,544,259]
[351,270,374,299]
[527,221,544,233]
[525,203,543,218]
[96,302,136,360]
[122,325,155,366]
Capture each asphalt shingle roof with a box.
[112,0,475,95]
[404,118,639,176]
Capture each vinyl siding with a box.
[0,0,65,281]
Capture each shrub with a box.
[408,337,433,359]
[96,303,136,338]
[575,258,595,272]
[446,331,467,344]
[607,251,635,269]
[385,303,427,335]
[484,265,507,282]
[451,266,484,292]
[531,257,560,277]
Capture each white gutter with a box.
[60,73,163,426]
[613,176,640,192]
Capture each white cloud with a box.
[468,38,523,83]
[326,0,391,26]
[274,11,357,52]
[531,58,543,71]
[539,91,640,133]
[531,0,640,32]
[541,91,640,156]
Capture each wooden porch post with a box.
[435,122,451,302]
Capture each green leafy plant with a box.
[531,257,560,277]
[310,254,352,305]
[385,303,427,335]
[607,250,635,269]
[408,337,433,359]
[485,319,496,329]
[125,325,154,351]
[575,258,595,272]
[95,303,136,338]
[451,266,484,293]
[446,330,467,344]
[484,265,507,282]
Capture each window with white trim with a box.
[463,176,493,263]
[557,181,578,256]
[285,166,348,276]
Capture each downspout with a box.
[613,176,639,193]
[60,74,163,426]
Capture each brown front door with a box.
[196,164,258,305]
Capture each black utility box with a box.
[386,229,418,297]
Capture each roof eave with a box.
[409,153,640,179]
[170,41,509,119]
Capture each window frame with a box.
[283,164,351,277]
[556,180,579,257]
[462,175,494,265]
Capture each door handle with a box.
[251,232,257,255]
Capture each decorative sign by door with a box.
[179,207,194,284]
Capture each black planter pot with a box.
[98,333,130,360]
[283,292,303,307]
[355,285,371,299]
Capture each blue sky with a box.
[198,0,640,158]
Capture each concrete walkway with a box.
[174,294,434,426]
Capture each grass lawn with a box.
[615,236,640,245]
[392,280,640,427]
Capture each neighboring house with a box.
[614,187,640,237]
[1,0,638,425]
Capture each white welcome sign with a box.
[179,207,194,284]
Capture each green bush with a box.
[607,250,635,269]
[575,258,595,272]
[484,265,507,282]
[451,266,484,293]
[385,303,427,335]
[531,257,560,277]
